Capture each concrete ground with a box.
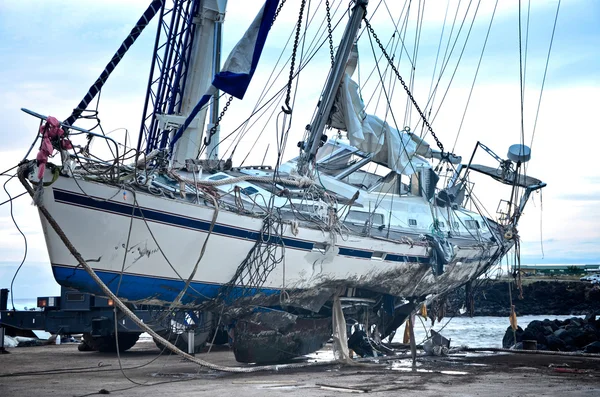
[1,341,599,396]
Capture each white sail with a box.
[330,48,460,174]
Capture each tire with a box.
[153,312,214,354]
[81,332,140,353]
[208,326,229,346]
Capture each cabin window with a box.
[240,186,259,196]
[339,160,393,191]
[465,220,480,229]
[370,173,410,195]
[409,219,417,226]
[346,211,384,225]
[315,142,343,163]
[453,221,459,229]
[317,149,360,176]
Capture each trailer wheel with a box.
[81,332,140,353]
[153,328,209,354]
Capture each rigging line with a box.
[402,0,415,126]
[451,0,499,153]
[283,0,307,113]
[132,189,212,300]
[219,0,322,160]
[380,0,415,68]
[426,0,464,116]
[239,90,287,166]
[163,94,223,156]
[360,0,410,94]
[529,0,561,151]
[4,174,28,310]
[363,33,398,109]
[365,29,423,181]
[212,3,348,157]
[279,0,312,167]
[355,0,384,41]
[426,0,450,109]
[379,1,418,137]
[518,0,525,147]
[426,0,482,127]
[0,191,27,207]
[114,187,136,298]
[279,0,311,165]
[0,164,19,177]
[114,180,211,297]
[385,2,412,102]
[224,0,341,159]
[369,43,411,206]
[522,0,531,125]
[405,0,426,127]
[411,0,427,126]
[363,15,446,154]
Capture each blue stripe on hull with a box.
[50,187,431,279]
[385,254,431,264]
[53,189,314,251]
[52,264,280,305]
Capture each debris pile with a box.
[503,314,600,353]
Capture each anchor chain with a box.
[203,95,233,147]
[362,13,445,155]
[283,0,306,114]
[325,0,335,66]
[271,0,287,26]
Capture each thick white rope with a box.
[18,163,338,373]
[171,170,314,188]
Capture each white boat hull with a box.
[37,175,505,307]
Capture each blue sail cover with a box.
[170,0,279,151]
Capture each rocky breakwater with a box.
[503,314,600,353]
[447,281,600,316]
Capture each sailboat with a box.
[17,0,545,362]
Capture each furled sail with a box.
[330,48,460,175]
[170,0,280,152]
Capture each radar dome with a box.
[507,144,531,163]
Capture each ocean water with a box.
[411,315,582,348]
[3,301,579,349]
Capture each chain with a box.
[204,95,233,147]
[283,0,307,114]
[271,0,287,27]
[362,13,445,155]
[325,0,335,66]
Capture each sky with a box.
[0,0,598,300]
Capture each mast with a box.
[170,0,227,167]
[205,19,223,159]
[297,0,368,174]
[138,0,227,167]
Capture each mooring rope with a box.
[460,347,600,359]
[17,162,339,373]
[170,170,314,188]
